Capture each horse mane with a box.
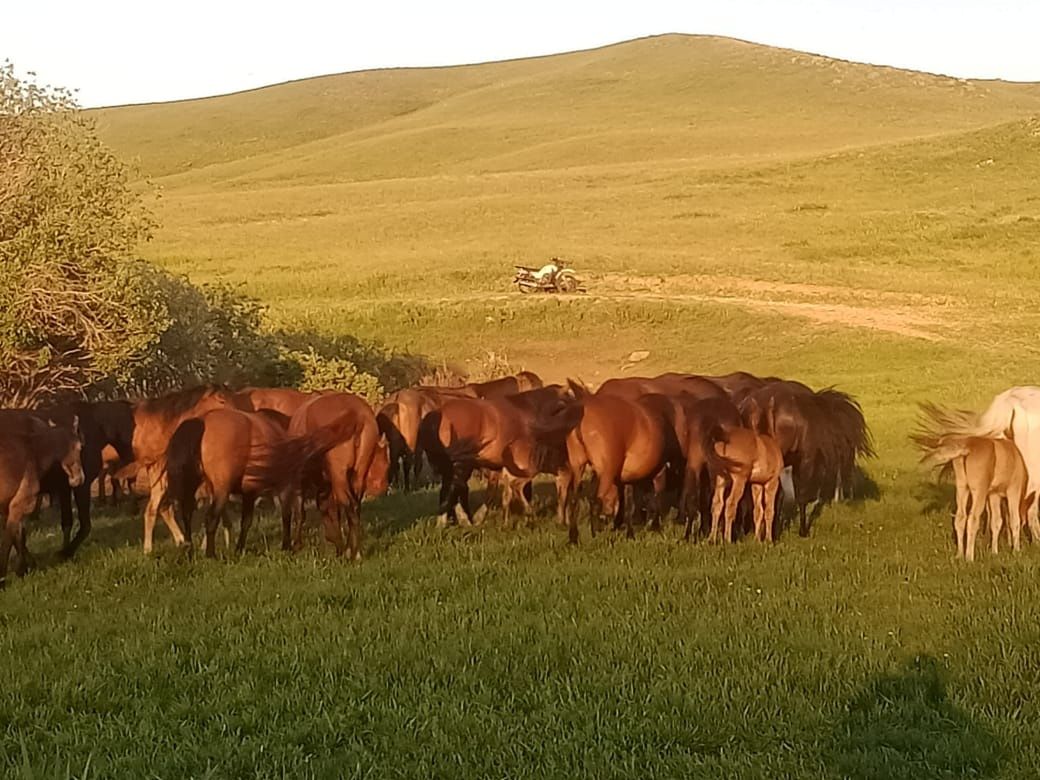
[136,385,229,422]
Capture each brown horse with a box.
[708,428,784,543]
[419,385,571,528]
[534,381,670,544]
[236,387,319,418]
[597,373,726,402]
[676,397,746,540]
[165,407,361,557]
[380,386,471,490]
[741,381,872,536]
[463,371,544,399]
[132,385,244,553]
[283,393,390,559]
[37,400,135,558]
[1,413,84,587]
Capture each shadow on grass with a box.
[826,656,1002,780]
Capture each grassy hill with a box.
[9,35,1040,778]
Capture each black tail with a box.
[166,418,205,536]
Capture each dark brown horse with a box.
[1,413,84,587]
[282,393,390,559]
[740,381,873,536]
[533,381,671,544]
[676,397,746,540]
[419,385,571,528]
[37,400,135,558]
[165,407,360,557]
[132,385,244,553]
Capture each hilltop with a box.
[94,35,1040,184]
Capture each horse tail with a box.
[910,431,971,470]
[165,418,205,534]
[417,410,447,475]
[702,423,742,477]
[529,399,584,474]
[246,414,364,492]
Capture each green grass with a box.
[6,33,1040,777]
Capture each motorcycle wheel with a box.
[556,274,580,293]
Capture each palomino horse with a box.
[708,426,784,544]
[533,381,670,544]
[165,407,363,557]
[914,406,1034,561]
[1,412,84,587]
[740,381,872,536]
[419,385,572,528]
[282,392,390,559]
[132,385,243,553]
[38,400,135,558]
[925,387,1040,542]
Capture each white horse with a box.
[937,387,1040,540]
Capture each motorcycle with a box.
[513,260,586,294]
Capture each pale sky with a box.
[2,1,1037,108]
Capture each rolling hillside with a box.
[92,34,1040,392]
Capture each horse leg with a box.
[347,495,363,562]
[236,494,256,554]
[596,479,621,540]
[320,491,348,557]
[62,482,92,559]
[436,463,454,528]
[204,495,227,559]
[708,475,729,543]
[752,484,765,541]
[1028,480,1040,543]
[1008,486,1025,552]
[153,470,185,548]
[279,488,296,552]
[764,478,779,543]
[724,474,747,543]
[953,481,969,559]
[142,467,162,554]
[680,465,697,541]
[965,488,985,563]
[455,474,474,526]
[986,494,1003,556]
[56,485,74,552]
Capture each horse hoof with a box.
[435,513,450,529]
[472,506,488,526]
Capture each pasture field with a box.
[4,34,1040,777]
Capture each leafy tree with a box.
[0,62,158,404]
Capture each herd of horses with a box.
[0,369,878,586]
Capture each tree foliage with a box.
[0,62,158,404]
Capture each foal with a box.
[709,427,784,543]
[916,433,1032,561]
